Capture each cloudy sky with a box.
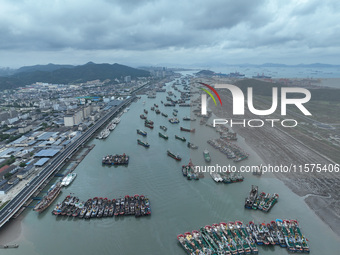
[0,0,339,68]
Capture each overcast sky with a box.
[0,0,339,68]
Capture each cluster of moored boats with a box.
[97,117,120,139]
[61,173,77,186]
[245,185,279,212]
[208,138,249,162]
[181,160,203,180]
[52,195,151,218]
[102,154,129,165]
[177,219,310,254]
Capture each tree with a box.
[4,173,12,179]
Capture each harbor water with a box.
[2,76,340,255]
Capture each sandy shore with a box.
[206,89,340,237]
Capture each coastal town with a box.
[0,64,339,255]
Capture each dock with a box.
[68,144,95,172]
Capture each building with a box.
[82,105,92,119]
[64,115,74,126]
[18,125,33,134]
[124,76,131,83]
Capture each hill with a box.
[14,63,74,74]
[0,62,150,90]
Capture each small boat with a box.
[145,119,154,125]
[155,109,161,114]
[187,142,198,149]
[180,127,195,132]
[140,114,147,119]
[169,118,180,124]
[137,139,150,148]
[203,149,211,162]
[167,150,182,161]
[161,112,168,117]
[160,125,167,131]
[175,135,186,142]
[159,132,168,140]
[144,109,148,114]
[145,123,154,129]
[61,173,77,186]
[136,129,147,136]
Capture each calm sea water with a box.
[2,75,340,254]
[208,66,340,88]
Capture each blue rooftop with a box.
[34,158,50,166]
[34,148,60,157]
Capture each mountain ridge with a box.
[0,62,150,90]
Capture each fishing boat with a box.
[203,149,211,162]
[182,159,199,180]
[136,129,147,136]
[145,119,154,125]
[160,125,167,131]
[169,118,180,124]
[175,135,186,142]
[183,116,196,121]
[180,127,195,132]
[159,132,168,140]
[244,185,258,209]
[34,182,62,213]
[102,154,129,165]
[167,150,182,161]
[144,123,154,129]
[234,154,248,162]
[61,173,77,187]
[137,139,150,148]
[187,142,198,149]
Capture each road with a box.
[0,96,135,229]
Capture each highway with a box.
[0,96,135,229]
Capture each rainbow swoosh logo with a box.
[199,82,222,106]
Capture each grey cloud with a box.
[0,0,339,66]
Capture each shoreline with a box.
[207,92,340,238]
[0,215,23,244]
